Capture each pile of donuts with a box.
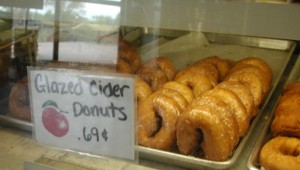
[135,54,273,161]
[259,82,300,170]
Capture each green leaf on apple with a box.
[42,100,58,109]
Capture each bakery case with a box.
[0,0,300,169]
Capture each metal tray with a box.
[0,30,297,169]
[136,31,296,169]
[247,54,300,170]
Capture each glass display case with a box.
[0,0,299,169]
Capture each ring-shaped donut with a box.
[224,71,264,110]
[135,77,152,104]
[146,56,176,81]
[175,64,218,87]
[238,57,272,83]
[205,88,250,136]
[176,104,235,161]
[162,81,194,103]
[137,67,168,91]
[117,48,141,74]
[259,136,300,170]
[195,56,230,81]
[228,63,271,96]
[175,71,213,98]
[138,93,181,151]
[190,93,240,148]
[215,81,256,118]
[156,88,189,112]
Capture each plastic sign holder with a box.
[28,67,137,162]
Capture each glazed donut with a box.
[175,63,219,87]
[156,88,189,112]
[162,81,194,103]
[224,71,264,109]
[135,77,152,104]
[137,57,176,91]
[174,71,213,98]
[117,47,141,74]
[9,77,31,121]
[227,63,271,97]
[259,136,300,170]
[215,81,256,118]
[145,56,176,81]
[138,93,181,151]
[176,97,238,161]
[205,88,250,137]
[137,67,168,91]
[116,38,141,74]
[189,93,240,148]
[238,57,273,83]
[195,56,230,81]
[116,58,132,74]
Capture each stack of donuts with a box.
[137,56,273,161]
[114,40,274,161]
[259,82,300,170]
[136,56,226,150]
[177,57,272,161]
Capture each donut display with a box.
[175,57,272,161]
[136,55,273,161]
[2,31,282,167]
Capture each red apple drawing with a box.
[42,100,69,137]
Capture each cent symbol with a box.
[42,100,69,137]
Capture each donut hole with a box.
[149,109,163,137]
[292,150,299,157]
[193,128,205,157]
[280,146,300,157]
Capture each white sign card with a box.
[28,67,136,161]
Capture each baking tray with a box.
[136,30,296,169]
[0,30,296,169]
[247,54,300,170]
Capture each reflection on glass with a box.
[26,0,121,64]
[0,0,121,64]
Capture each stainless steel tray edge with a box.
[247,53,300,170]
[0,114,32,132]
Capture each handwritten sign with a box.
[28,67,135,160]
